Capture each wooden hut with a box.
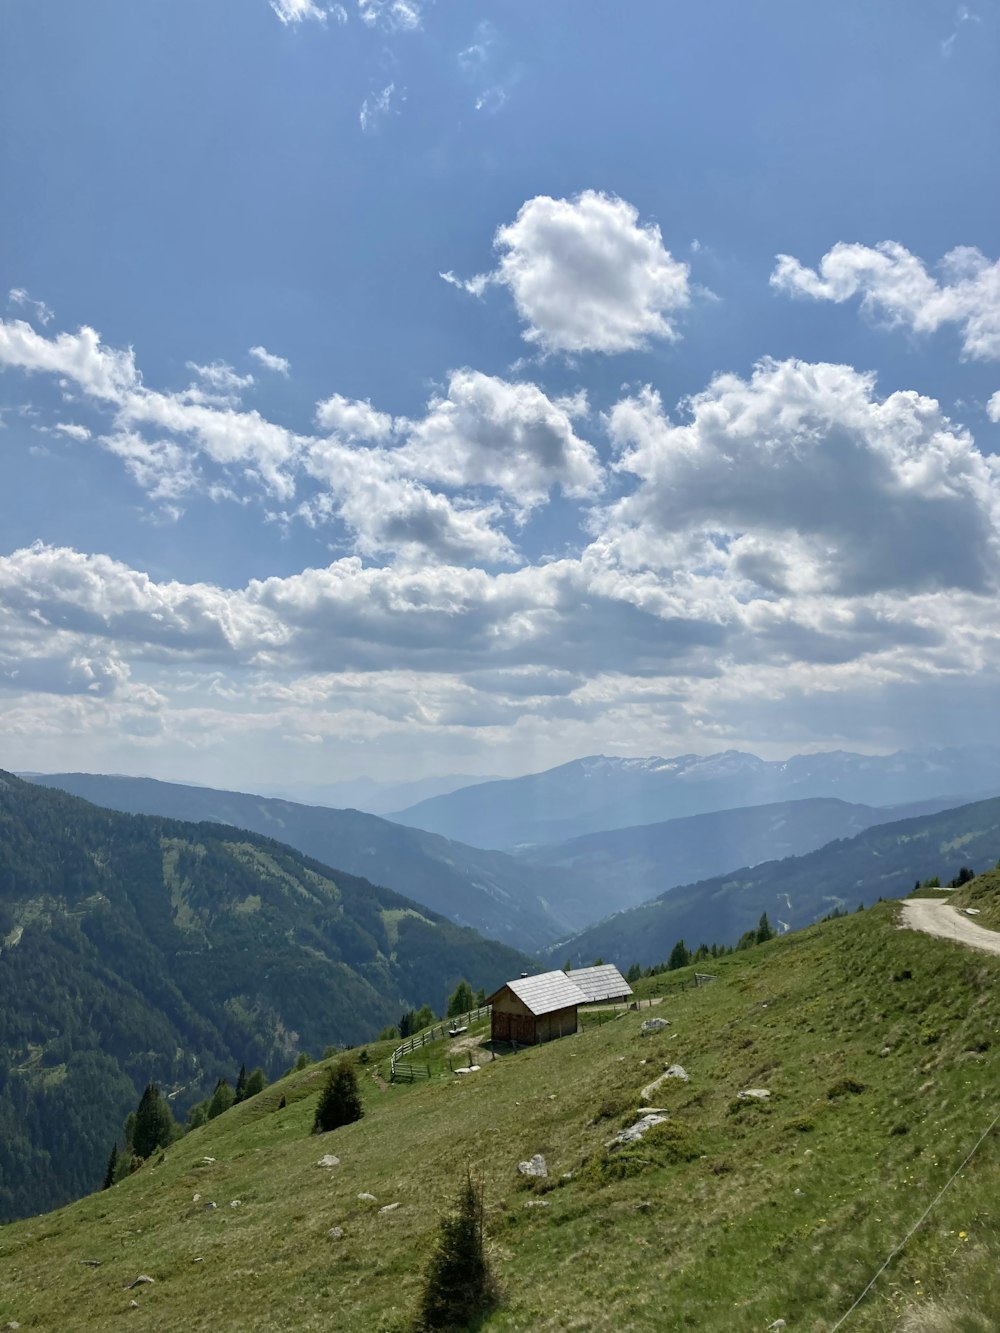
[486,970,586,1046]
[563,964,632,1006]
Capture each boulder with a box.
[316,1154,341,1168]
[640,1018,669,1034]
[737,1088,771,1100]
[640,1065,689,1099]
[379,1202,401,1214]
[607,1113,668,1147]
[517,1153,548,1178]
[358,1192,377,1202]
[328,1226,344,1240]
[125,1276,155,1290]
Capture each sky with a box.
[1,0,999,790]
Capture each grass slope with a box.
[550,795,1000,969]
[2,895,997,1332]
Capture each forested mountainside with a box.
[26,772,593,949]
[550,795,1000,968]
[0,771,531,1222]
[390,747,998,848]
[517,794,963,914]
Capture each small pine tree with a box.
[244,1067,267,1099]
[132,1083,179,1160]
[667,939,690,970]
[755,912,774,944]
[447,980,476,1018]
[102,1142,119,1190]
[625,962,642,984]
[313,1058,363,1134]
[234,1064,248,1103]
[207,1078,234,1121]
[414,1170,497,1330]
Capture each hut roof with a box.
[565,964,633,1003]
[488,970,587,1017]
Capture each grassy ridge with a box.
[1,896,997,1331]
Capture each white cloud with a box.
[315,392,393,440]
[396,370,601,508]
[357,0,422,32]
[445,191,692,355]
[0,320,139,401]
[302,439,518,565]
[988,390,1000,422]
[270,0,330,25]
[605,358,1000,598]
[53,422,91,442]
[359,83,402,133]
[771,240,1000,362]
[249,345,291,376]
[8,288,54,326]
[186,360,255,401]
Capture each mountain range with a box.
[548,795,1000,968]
[390,746,1000,848]
[0,771,531,1221]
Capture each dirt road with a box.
[899,897,1000,956]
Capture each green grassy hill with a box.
[0,772,532,1222]
[2,893,997,1331]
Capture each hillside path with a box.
[899,897,1000,956]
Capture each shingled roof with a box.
[564,964,633,1004]
[489,970,587,1016]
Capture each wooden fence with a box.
[389,1004,492,1082]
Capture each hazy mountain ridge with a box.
[547,795,1000,968]
[0,772,532,1221]
[517,794,968,914]
[24,773,593,949]
[390,745,1000,848]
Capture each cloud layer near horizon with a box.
[4,207,1000,780]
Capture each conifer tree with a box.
[207,1078,234,1121]
[446,980,475,1018]
[313,1058,363,1133]
[132,1083,178,1160]
[414,1170,497,1330]
[234,1064,248,1103]
[244,1067,267,1099]
[102,1142,118,1190]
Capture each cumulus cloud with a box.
[315,392,393,440]
[249,345,291,375]
[988,390,1000,422]
[270,0,331,25]
[396,370,601,508]
[771,240,1000,362]
[0,320,139,400]
[605,358,1000,598]
[443,191,691,355]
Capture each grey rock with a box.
[517,1153,548,1178]
[328,1226,345,1240]
[524,1199,549,1208]
[229,1200,241,1208]
[204,1201,217,1209]
[316,1154,341,1168]
[125,1275,155,1289]
[4,1322,21,1330]
[640,1018,669,1034]
[379,1202,401,1214]
[608,1113,668,1147]
[767,1322,787,1330]
[737,1088,771,1100]
[79,1259,102,1267]
[640,1065,689,1100]
[358,1192,377,1202]
[128,1300,140,1310]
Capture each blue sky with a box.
[1,0,999,789]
